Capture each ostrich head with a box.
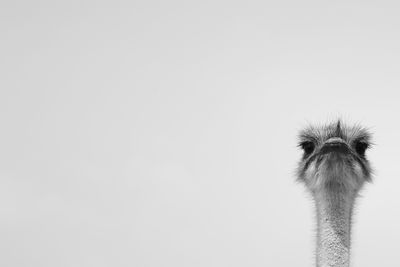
[297,120,373,195]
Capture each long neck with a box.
[314,189,355,267]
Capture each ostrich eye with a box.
[355,141,369,156]
[300,141,315,155]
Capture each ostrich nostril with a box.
[325,142,344,147]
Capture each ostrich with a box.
[296,120,373,267]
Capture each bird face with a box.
[297,121,372,193]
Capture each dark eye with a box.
[355,141,369,156]
[300,141,315,155]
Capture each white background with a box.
[1,1,399,266]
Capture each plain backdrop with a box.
[1,1,399,266]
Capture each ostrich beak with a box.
[320,137,349,154]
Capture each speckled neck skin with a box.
[314,189,355,267]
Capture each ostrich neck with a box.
[314,188,355,267]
